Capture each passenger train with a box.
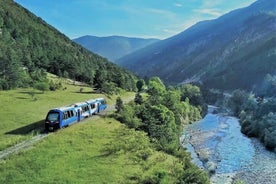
[45,98,107,131]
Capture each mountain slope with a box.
[0,0,136,91]
[73,35,159,62]
[118,0,276,91]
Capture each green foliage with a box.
[180,84,203,107]
[147,77,166,105]
[0,0,137,91]
[176,164,210,184]
[228,89,249,116]
[34,81,49,92]
[229,89,276,150]
[256,74,276,97]
[134,92,143,104]
[115,97,124,113]
[136,79,145,92]
[114,77,209,183]
[117,78,205,152]
[48,80,62,91]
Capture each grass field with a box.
[0,76,209,183]
[0,76,133,151]
[0,77,183,183]
[0,112,184,183]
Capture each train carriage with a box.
[73,102,91,121]
[86,99,99,114]
[96,98,107,112]
[45,97,107,131]
[45,106,78,131]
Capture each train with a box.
[45,97,107,131]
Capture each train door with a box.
[77,109,81,122]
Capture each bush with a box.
[34,81,49,92]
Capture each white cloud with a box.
[193,8,222,17]
[163,28,178,34]
[174,3,183,7]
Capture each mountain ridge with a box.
[73,35,159,62]
[117,0,276,91]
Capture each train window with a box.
[83,106,88,112]
[91,104,96,109]
[63,112,68,119]
[47,112,59,121]
[67,111,70,118]
[62,113,66,119]
[69,110,73,117]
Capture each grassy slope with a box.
[0,74,132,150]
[0,75,188,183]
[0,118,183,183]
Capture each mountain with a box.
[117,0,276,91]
[73,35,159,62]
[0,0,136,91]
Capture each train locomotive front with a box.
[45,106,78,131]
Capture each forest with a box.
[0,0,137,93]
[228,74,276,150]
[113,77,210,183]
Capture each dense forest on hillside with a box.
[228,75,276,151]
[0,0,136,92]
[113,77,209,183]
[117,0,276,92]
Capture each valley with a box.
[183,106,276,183]
[1,0,275,183]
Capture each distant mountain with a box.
[73,35,159,62]
[117,0,276,91]
[0,0,136,91]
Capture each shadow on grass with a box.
[73,91,98,94]
[18,91,43,95]
[16,97,29,100]
[5,120,45,135]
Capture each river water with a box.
[182,106,276,184]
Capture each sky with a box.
[14,0,257,39]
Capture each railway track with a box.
[0,133,49,161]
[0,95,134,161]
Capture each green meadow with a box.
[0,90,184,183]
[0,117,185,183]
[0,75,209,183]
[0,76,131,151]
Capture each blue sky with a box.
[15,0,257,39]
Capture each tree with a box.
[147,77,166,105]
[136,79,145,92]
[140,104,178,152]
[180,84,203,107]
[134,93,143,105]
[115,97,124,113]
[228,89,248,116]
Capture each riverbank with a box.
[183,106,276,184]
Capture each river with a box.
[182,106,276,184]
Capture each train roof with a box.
[86,99,97,103]
[96,97,105,101]
[73,102,88,107]
[50,105,75,112]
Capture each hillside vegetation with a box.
[0,0,136,92]
[227,75,276,151]
[0,75,123,151]
[0,76,209,183]
[117,0,276,92]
